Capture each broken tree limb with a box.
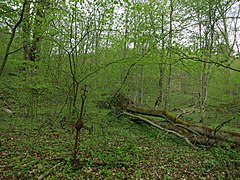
[119,105,240,150]
[120,112,195,148]
[214,119,232,137]
[97,94,240,150]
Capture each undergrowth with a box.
[1,108,240,179]
[1,60,240,179]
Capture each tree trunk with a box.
[164,0,174,110]
[22,1,31,60]
[30,0,46,61]
[0,0,27,77]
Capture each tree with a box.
[21,0,31,60]
[0,0,26,77]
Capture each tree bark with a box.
[119,105,240,151]
[0,0,27,77]
[22,1,31,60]
[30,0,47,61]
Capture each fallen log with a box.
[96,94,240,150]
[120,105,240,151]
[121,105,190,126]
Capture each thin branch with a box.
[121,112,195,148]
[214,119,232,137]
[7,46,24,55]
[78,57,129,84]
[169,47,240,73]
[114,47,152,96]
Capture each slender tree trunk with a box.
[121,9,129,84]
[68,3,79,119]
[30,0,46,61]
[155,14,165,108]
[22,1,31,60]
[164,0,174,110]
[0,0,26,77]
[199,1,215,123]
[199,63,208,123]
[164,64,172,110]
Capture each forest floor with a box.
[1,106,240,180]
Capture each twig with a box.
[37,162,62,180]
[214,119,232,137]
[169,47,240,73]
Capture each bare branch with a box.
[169,47,240,73]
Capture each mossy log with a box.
[120,105,240,150]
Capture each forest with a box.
[1,0,240,179]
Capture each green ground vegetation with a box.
[0,58,240,179]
